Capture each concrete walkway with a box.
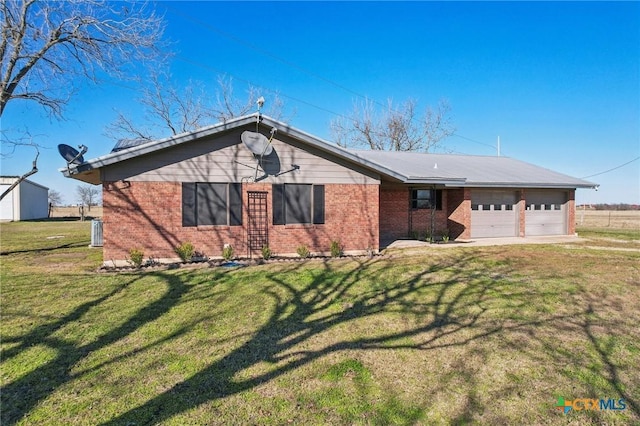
[384,235,584,249]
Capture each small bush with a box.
[330,240,342,257]
[261,245,272,260]
[441,229,450,242]
[296,244,310,258]
[175,242,195,262]
[222,244,234,261]
[128,248,144,268]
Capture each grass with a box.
[1,221,639,425]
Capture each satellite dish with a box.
[58,144,87,165]
[241,131,273,156]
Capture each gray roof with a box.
[60,113,595,189]
[350,150,595,188]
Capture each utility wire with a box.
[163,5,497,152]
[581,156,640,179]
[174,56,351,120]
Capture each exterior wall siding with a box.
[102,128,379,185]
[0,178,48,221]
[102,181,378,263]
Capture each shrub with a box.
[261,245,272,260]
[441,229,450,242]
[222,244,234,261]
[175,242,195,262]
[330,240,342,257]
[128,248,144,268]
[296,244,310,258]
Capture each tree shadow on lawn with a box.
[2,250,637,424]
[1,271,193,425]
[0,240,89,256]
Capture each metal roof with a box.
[60,113,596,189]
[350,150,596,188]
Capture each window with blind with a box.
[182,183,242,226]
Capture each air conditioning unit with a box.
[91,219,103,247]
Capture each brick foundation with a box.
[102,181,378,263]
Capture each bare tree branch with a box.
[105,74,287,143]
[0,0,167,118]
[331,97,456,152]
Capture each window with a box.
[182,183,242,227]
[411,189,442,210]
[272,184,324,225]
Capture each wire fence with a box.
[576,210,640,229]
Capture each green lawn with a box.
[1,222,639,425]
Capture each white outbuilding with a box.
[0,176,49,221]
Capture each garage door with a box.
[471,190,518,238]
[525,190,567,236]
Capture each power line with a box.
[581,156,640,179]
[163,5,496,151]
[174,56,351,120]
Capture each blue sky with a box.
[2,1,639,204]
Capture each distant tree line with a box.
[579,204,639,211]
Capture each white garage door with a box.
[471,190,518,238]
[525,190,567,236]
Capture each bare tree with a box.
[76,184,100,212]
[47,189,63,217]
[212,75,285,122]
[331,98,455,152]
[1,0,166,191]
[106,74,287,143]
[0,0,166,118]
[48,189,63,206]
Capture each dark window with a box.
[411,189,442,210]
[505,204,513,211]
[273,184,324,225]
[182,183,242,227]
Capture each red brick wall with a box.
[567,190,576,235]
[380,186,468,242]
[379,186,409,242]
[409,207,448,239]
[102,181,378,262]
[446,188,471,240]
[517,189,526,237]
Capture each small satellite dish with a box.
[58,144,87,165]
[241,131,273,156]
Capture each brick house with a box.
[61,114,595,265]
